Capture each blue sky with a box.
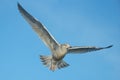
[0,0,120,80]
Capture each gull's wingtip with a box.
[106,45,113,48]
[17,2,22,9]
[17,2,20,7]
[17,2,24,12]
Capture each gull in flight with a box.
[17,3,113,71]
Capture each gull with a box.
[17,3,113,71]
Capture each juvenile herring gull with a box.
[17,3,113,71]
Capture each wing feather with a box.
[67,45,113,54]
[18,3,59,50]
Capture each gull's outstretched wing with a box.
[17,3,59,50]
[67,45,113,54]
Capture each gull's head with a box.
[61,44,71,48]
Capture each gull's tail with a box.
[40,55,69,71]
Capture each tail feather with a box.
[40,55,69,71]
[40,55,52,67]
[57,60,69,69]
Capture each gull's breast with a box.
[52,47,67,61]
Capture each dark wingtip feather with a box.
[17,2,20,6]
[105,45,113,48]
[17,2,21,10]
[17,2,25,14]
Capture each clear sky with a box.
[0,0,120,80]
